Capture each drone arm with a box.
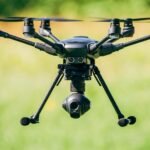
[106,37,120,43]
[0,30,57,55]
[48,33,60,43]
[0,30,35,46]
[97,35,150,56]
[34,32,56,47]
[33,32,65,55]
[122,35,150,47]
[34,43,57,55]
[89,35,110,53]
[39,29,60,43]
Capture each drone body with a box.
[62,36,95,57]
[0,17,150,127]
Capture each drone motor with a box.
[122,19,135,37]
[23,18,35,37]
[108,18,121,39]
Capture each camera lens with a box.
[70,101,79,109]
[62,93,90,119]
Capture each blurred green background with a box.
[0,0,150,150]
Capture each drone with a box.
[0,17,150,127]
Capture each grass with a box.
[0,22,150,150]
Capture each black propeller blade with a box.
[0,17,83,22]
[93,17,150,22]
[0,17,24,22]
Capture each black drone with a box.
[0,17,150,127]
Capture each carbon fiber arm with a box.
[89,35,150,57]
[0,30,57,55]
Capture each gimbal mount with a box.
[0,17,149,127]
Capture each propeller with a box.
[0,17,83,22]
[93,17,150,22]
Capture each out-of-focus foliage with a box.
[0,0,31,16]
[0,0,150,17]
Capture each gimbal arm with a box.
[0,30,57,55]
[93,35,150,57]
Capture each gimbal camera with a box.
[0,17,150,127]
